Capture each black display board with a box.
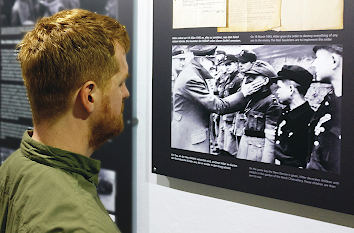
[153,0,354,215]
[0,1,134,232]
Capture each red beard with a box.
[88,97,124,150]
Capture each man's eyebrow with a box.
[120,73,130,83]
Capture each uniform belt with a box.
[244,130,265,138]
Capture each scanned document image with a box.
[218,0,282,32]
[218,0,343,32]
[277,0,343,31]
[173,0,227,29]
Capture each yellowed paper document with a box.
[173,0,227,29]
[218,0,281,32]
[278,0,343,31]
[218,0,343,32]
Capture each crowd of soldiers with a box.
[171,45,342,174]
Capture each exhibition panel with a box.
[152,0,354,215]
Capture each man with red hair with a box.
[0,9,129,232]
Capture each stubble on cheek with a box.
[88,98,125,150]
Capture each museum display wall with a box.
[132,0,354,232]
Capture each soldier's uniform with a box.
[275,102,314,167]
[233,50,257,143]
[306,44,342,175]
[273,65,315,168]
[214,55,242,156]
[307,90,341,174]
[171,49,188,115]
[237,60,282,163]
[171,46,249,154]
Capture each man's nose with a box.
[123,85,130,99]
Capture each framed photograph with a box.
[153,0,354,215]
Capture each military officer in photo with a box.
[210,51,229,154]
[172,49,188,77]
[214,54,242,156]
[171,48,190,115]
[171,48,189,87]
[233,50,258,143]
[171,45,264,154]
[273,65,314,168]
[215,49,227,67]
[237,49,257,75]
[307,45,342,174]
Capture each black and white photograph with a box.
[171,44,342,174]
[0,0,119,27]
[153,0,354,218]
[97,168,117,213]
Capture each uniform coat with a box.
[171,59,247,154]
[307,91,341,174]
[215,71,243,156]
[237,91,282,163]
[275,101,314,167]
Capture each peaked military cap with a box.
[245,60,276,78]
[172,49,184,56]
[216,50,226,55]
[190,45,217,56]
[172,49,188,59]
[224,54,238,65]
[237,49,257,63]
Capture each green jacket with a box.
[0,131,121,233]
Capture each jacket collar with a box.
[284,101,311,120]
[191,58,214,80]
[248,89,272,106]
[20,130,101,186]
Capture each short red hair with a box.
[17,9,130,124]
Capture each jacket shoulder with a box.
[0,152,119,233]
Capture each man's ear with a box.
[331,54,342,70]
[78,81,98,113]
